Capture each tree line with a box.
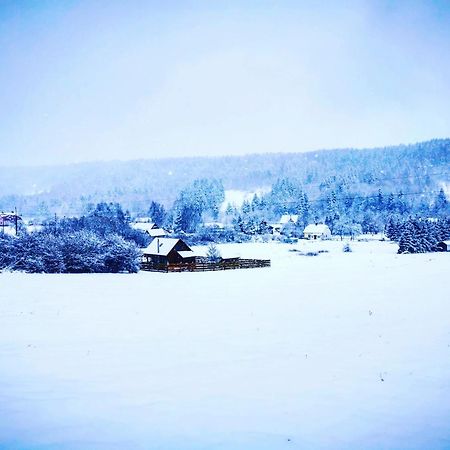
[0,203,147,273]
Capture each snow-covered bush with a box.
[58,202,150,248]
[0,229,141,274]
[102,234,141,273]
[59,231,105,273]
[342,243,352,253]
[18,233,65,273]
[0,234,16,270]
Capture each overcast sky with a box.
[0,0,449,167]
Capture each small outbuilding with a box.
[436,240,450,252]
[131,221,167,238]
[303,223,331,240]
[280,214,299,225]
[142,238,196,265]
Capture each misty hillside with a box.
[1,139,449,218]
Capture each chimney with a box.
[157,238,160,253]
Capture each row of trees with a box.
[146,176,448,239]
[0,203,147,273]
[0,231,141,273]
[385,217,450,254]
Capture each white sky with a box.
[0,0,449,166]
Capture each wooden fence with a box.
[141,257,271,273]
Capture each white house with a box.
[303,223,331,240]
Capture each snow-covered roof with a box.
[131,223,155,232]
[177,250,197,258]
[148,228,166,237]
[134,217,154,224]
[143,238,181,256]
[280,214,298,224]
[304,224,331,234]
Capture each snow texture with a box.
[0,240,449,450]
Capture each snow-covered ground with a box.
[1,240,449,450]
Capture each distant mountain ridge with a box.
[1,138,449,217]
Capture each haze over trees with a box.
[0,139,448,220]
[0,139,449,263]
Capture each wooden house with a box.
[142,238,196,265]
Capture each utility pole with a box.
[15,207,18,235]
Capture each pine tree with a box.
[206,243,221,262]
[397,220,416,254]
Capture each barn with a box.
[303,223,332,240]
[142,238,196,265]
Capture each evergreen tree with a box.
[397,220,416,254]
[148,201,166,225]
[206,243,221,262]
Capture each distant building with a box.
[134,217,153,223]
[26,224,44,233]
[147,228,167,238]
[303,223,331,240]
[0,212,22,236]
[280,214,299,225]
[436,240,450,252]
[202,222,225,229]
[271,214,299,235]
[131,221,167,238]
[142,238,197,265]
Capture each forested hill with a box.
[1,138,449,217]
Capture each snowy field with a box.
[1,240,449,450]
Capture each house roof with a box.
[143,238,181,256]
[148,228,167,237]
[177,250,197,258]
[131,222,156,232]
[280,214,298,224]
[304,224,331,234]
[143,238,194,257]
[134,217,154,224]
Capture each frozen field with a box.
[0,240,449,450]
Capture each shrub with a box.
[0,230,141,274]
[342,243,352,253]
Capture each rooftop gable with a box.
[143,238,192,256]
